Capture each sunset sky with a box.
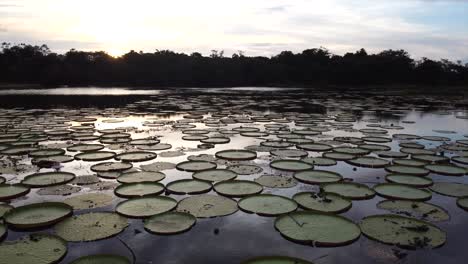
[1,0,467,60]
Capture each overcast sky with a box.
[1,0,467,60]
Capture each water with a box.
[0,87,467,264]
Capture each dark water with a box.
[0,87,467,264]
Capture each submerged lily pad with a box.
[293,192,352,214]
[37,184,81,196]
[115,196,177,218]
[140,162,176,172]
[0,234,67,264]
[54,212,128,242]
[144,212,196,235]
[377,200,449,222]
[254,175,297,188]
[64,193,114,210]
[176,194,238,218]
[360,214,446,248]
[4,202,72,229]
[238,194,297,216]
[227,164,263,175]
[274,211,361,246]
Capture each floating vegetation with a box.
[0,234,67,264]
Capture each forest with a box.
[1,43,467,87]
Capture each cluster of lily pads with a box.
[0,94,467,264]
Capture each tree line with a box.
[1,43,467,87]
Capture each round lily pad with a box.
[270,160,313,172]
[22,172,75,187]
[215,149,257,160]
[91,162,133,173]
[166,179,212,194]
[271,149,308,158]
[70,254,130,264]
[425,164,466,176]
[176,195,238,218]
[241,256,313,264]
[227,164,263,175]
[457,197,468,211]
[322,152,355,161]
[301,157,337,166]
[0,234,67,264]
[115,196,177,218]
[0,203,13,218]
[144,212,196,235]
[452,156,468,165]
[4,202,72,229]
[114,182,165,198]
[117,171,165,183]
[75,151,116,161]
[374,183,432,201]
[377,200,449,222]
[192,169,237,182]
[346,157,390,168]
[115,151,157,162]
[254,175,297,188]
[385,166,429,176]
[140,162,176,172]
[176,161,217,172]
[360,214,446,248]
[68,144,105,152]
[0,184,30,201]
[392,159,427,167]
[54,212,128,242]
[385,174,433,187]
[64,193,114,210]
[29,148,66,158]
[322,182,375,200]
[32,155,74,165]
[430,182,468,197]
[275,211,361,246]
[293,192,352,214]
[297,143,333,152]
[238,194,297,216]
[214,180,263,197]
[294,170,342,184]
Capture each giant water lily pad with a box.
[270,160,313,172]
[385,166,429,176]
[115,151,157,162]
[75,151,116,161]
[346,157,390,168]
[64,193,114,210]
[176,161,217,172]
[293,192,352,214]
[215,149,257,160]
[0,203,13,218]
[271,149,308,158]
[457,197,468,211]
[4,202,72,229]
[22,172,75,187]
[301,157,337,166]
[322,183,375,200]
[166,179,212,194]
[294,170,342,184]
[141,162,176,172]
[425,164,466,176]
[176,195,238,218]
[144,212,196,235]
[360,214,446,248]
[227,164,263,175]
[0,234,67,264]
[385,174,433,187]
[117,171,165,183]
[0,184,30,201]
[430,182,468,197]
[115,196,177,218]
[254,175,297,188]
[374,183,432,201]
[91,162,133,173]
[238,194,297,216]
[241,256,313,264]
[114,182,165,198]
[214,180,263,197]
[377,200,449,222]
[70,255,130,264]
[274,211,361,246]
[54,212,128,242]
[192,169,237,182]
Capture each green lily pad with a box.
[294,170,342,184]
[0,203,13,218]
[192,169,237,182]
[293,192,352,214]
[385,166,429,176]
[70,254,130,264]
[54,212,128,242]
[140,162,176,172]
[241,256,313,264]
[176,194,238,218]
[115,196,177,218]
[374,183,431,201]
[457,197,468,211]
[227,164,263,175]
[275,211,361,246]
[67,144,104,152]
[0,234,67,264]
[254,175,297,188]
[430,182,468,197]
[301,157,337,166]
[271,149,308,158]
[214,180,263,197]
[115,151,157,162]
[425,164,466,176]
[166,179,212,194]
[114,182,165,198]
[91,162,133,173]
[0,184,30,201]
[215,149,257,160]
[297,143,333,152]
[346,157,390,168]
[360,214,446,248]
[270,160,313,172]
[377,200,449,222]
[4,202,72,229]
[144,212,196,235]
[385,174,433,187]
[176,161,217,172]
[29,148,66,158]
[238,194,297,216]
[22,172,76,187]
[117,171,165,183]
[322,182,375,200]
[64,193,114,210]
[75,151,116,161]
